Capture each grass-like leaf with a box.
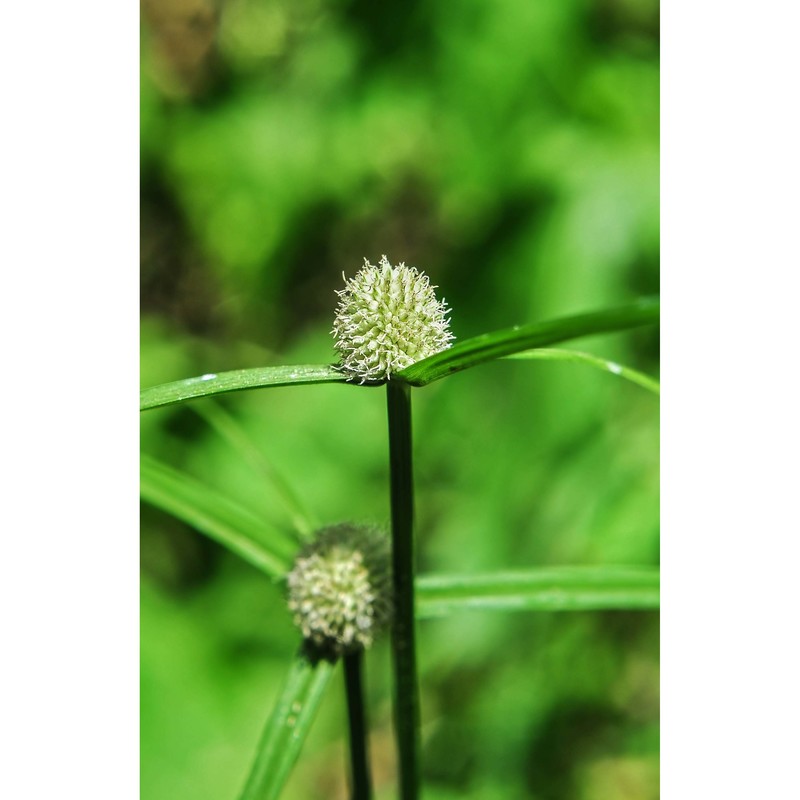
[238,651,335,800]
[506,348,660,394]
[415,566,659,617]
[397,297,659,386]
[140,302,658,410]
[191,401,317,540]
[140,364,347,412]
[140,454,294,579]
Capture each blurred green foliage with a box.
[140,0,659,797]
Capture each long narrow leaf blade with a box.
[140,364,347,412]
[397,297,659,386]
[140,454,294,578]
[191,401,317,540]
[238,652,335,800]
[416,566,659,617]
[506,348,660,394]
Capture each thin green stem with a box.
[386,380,421,800]
[344,651,373,800]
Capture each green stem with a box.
[343,651,373,800]
[386,380,421,800]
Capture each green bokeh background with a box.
[140,0,659,797]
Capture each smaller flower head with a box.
[286,524,392,656]
[332,255,454,383]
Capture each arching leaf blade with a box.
[140,364,349,412]
[506,348,660,394]
[140,454,294,579]
[397,297,659,386]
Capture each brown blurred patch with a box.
[140,177,228,337]
[578,755,659,800]
[142,0,222,96]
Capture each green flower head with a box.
[332,256,454,383]
[286,524,392,656]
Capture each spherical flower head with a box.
[332,255,454,383]
[286,524,392,656]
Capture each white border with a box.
[661,2,798,797]
[1,3,139,797]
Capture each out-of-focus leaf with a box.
[397,298,659,386]
[416,566,659,617]
[140,454,294,579]
[506,348,660,394]
[140,364,348,412]
[238,652,335,800]
[191,401,316,539]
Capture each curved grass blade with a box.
[140,364,347,412]
[506,348,660,394]
[416,566,659,618]
[238,651,335,800]
[140,454,294,579]
[191,401,317,540]
[397,297,659,387]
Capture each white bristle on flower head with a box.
[332,255,454,383]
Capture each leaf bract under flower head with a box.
[332,255,454,383]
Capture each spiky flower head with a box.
[332,255,454,383]
[286,524,392,656]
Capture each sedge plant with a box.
[140,256,660,799]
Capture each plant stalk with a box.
[343,651,373,800]
[386,380,421,800]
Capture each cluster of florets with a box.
[332,256,454,383]
[286,524,392,655]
